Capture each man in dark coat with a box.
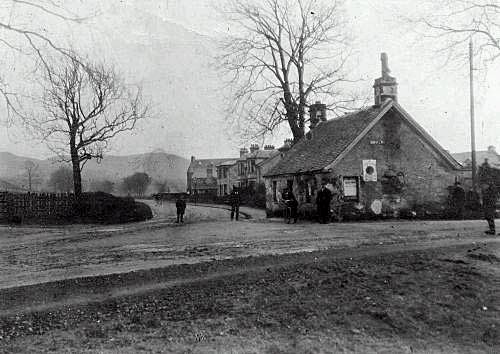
[282,187,298,223]
[482,181,498,235]
[175,195,186,223]
[229,187,241,221]
[452,181,466,219]
[316,181,332,223]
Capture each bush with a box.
[75,192,153,224]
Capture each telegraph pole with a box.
[469,39,478,193]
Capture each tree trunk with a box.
[283,89,304,143]
[70,138,82,197]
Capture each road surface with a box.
[0,201,496,290]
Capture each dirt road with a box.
[1,202,500,353]
[0,201,496,289]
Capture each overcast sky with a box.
[0,0,499,160]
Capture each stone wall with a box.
[0,192,76,223]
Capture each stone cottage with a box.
[264,54,464,218]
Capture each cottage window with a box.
[272,181,277,202]
[207,168,213,178]
[223,168,227,178]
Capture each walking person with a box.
[229,186,241,221]
[482,181,498,235]
[175,194,186,223]
[282,187,298,223]
[316,180,332,224]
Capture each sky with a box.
[0,0,499,160]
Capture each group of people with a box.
[174,179,498,233]
[173,187,242,224]
[281,180,333,224]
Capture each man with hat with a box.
[316,180,332,223]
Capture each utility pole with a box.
[469,39,477,193]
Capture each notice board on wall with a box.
[342,176,359,201]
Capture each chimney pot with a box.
[250,144,259,153]
[239,147,249,157]
[191,156,195,162]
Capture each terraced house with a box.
[264,54,466,218]
[215,145,279,196]
[187,157,234,197]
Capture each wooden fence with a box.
[0,192,76,223]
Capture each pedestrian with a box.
[229,186,241,221]
[316,180,332,223]
[452,181,466,219]
[482,181,498,235]
[282,187,298,223]
[175,194,186,223]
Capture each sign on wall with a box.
[362,159,377,182]
[343,176,359,201]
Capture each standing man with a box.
[482,181,498,235]
[316,180,332,224]
[229,186,241,221]
[282,187,298,223]
[175,194,187,223]
[452,181,466,219]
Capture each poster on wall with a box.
[343,176,359,200]
[362,159,377,182]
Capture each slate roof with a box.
[216,160,238,167]
[452,150,500,168]
[266,105,386,176]
[266,100,461,177]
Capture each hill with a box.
[0,151,189,193]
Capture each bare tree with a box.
[26,53,149,197]
[23,160,40,191]
[217,0,361,143]
[406,1,500,67]
[0,1,91,122]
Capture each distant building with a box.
[216,159,238,196]
[215,145,279,196]
[452,146,500,169]
[264,53,464,218]
[187,157,234,197]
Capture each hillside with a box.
[0,151,189,193]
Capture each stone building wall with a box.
[265,110,463,217]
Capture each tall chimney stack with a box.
[250,144,259,153]
[309,101,327,129]
[373,53,398,106]
[239,147,249,157]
